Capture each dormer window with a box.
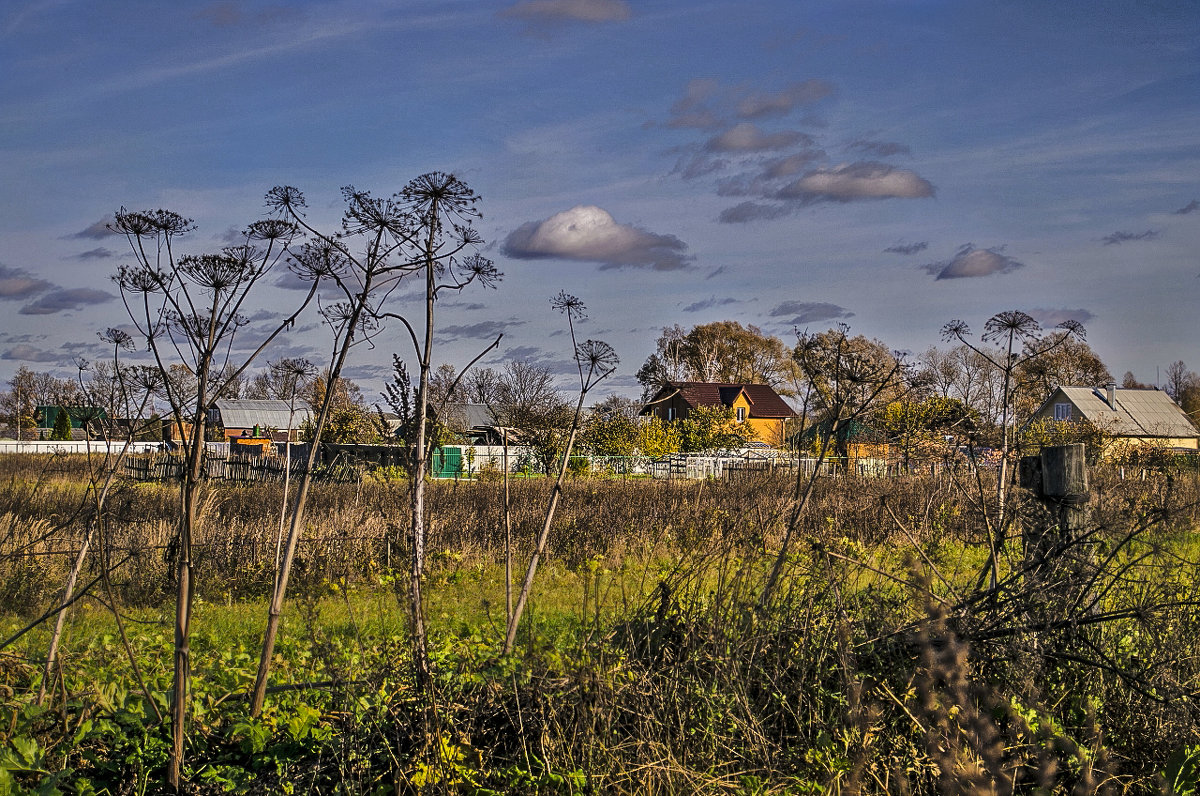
[736,406,746,422]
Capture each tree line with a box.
[6,317,1199,461]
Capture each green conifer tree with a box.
[50,406,72,440]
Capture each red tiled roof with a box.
[644,381,796,418]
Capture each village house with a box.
[639,381,796,447]
[1028,383,1200,453]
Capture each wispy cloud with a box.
[718,201,791,224]
[666,78,722,130]
[438,320,516,341]
[20,288,114,315]
[91,15,388,98]
[1174,199,1199,215]
[273,270,318,291]
[665,78,833,129]
[846,138,911,158]
[69,218,115,240]
[705,123,812,153]
[195,1,302,29]
[921,245,1024,280]
[2,343,62,363]
[673,152,728,180]
[500,0,630,33]
[735,80,834,119]
[884,241,928,255]
[681,296,740,313]
[74,247,114,260]
[503,206,690,271]
[760,150,825,179]
[0,264,53,299]
[768,300,854,324]
[1028,307,1095,327]
[1101,229,1158,245]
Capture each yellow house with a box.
[1027,384,1200,454]
[639,382,796,447]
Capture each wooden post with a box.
[1021,443,1091,591]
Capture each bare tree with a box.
[1164,360,1197,405]
[461,365,505,405]
[495,360,560,421]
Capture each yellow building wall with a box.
[728,394,788,446]
[1103,435,1199,453]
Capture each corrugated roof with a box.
[438,403,499,431]
[1053,387,1198,439]
[643,382,796,418]
[212,399,311,430]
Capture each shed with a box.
[209,399,312,442]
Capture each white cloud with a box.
[776,162,935,203]
[503,206,690,270]
[922,245,1024,280]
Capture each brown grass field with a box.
[1,451,1199,793]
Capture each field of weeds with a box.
[1,452,1199,793]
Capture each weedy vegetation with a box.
[1,449,1199,794]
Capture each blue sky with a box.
[1,0,1198,400]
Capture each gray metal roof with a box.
[212,399,311,430]
[438,403,500,431]
[1053,387,1198,439]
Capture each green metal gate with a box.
[431,446,462,478]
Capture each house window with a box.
[736,407,746,422]
[666,407,676,421]
[1054,403,1072,421]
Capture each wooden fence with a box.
[122,449,359,484]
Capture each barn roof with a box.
[211,399,311,430]
[641,382,796,418]
[1049,387,1198,439]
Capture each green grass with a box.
[3,462,1200,792]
